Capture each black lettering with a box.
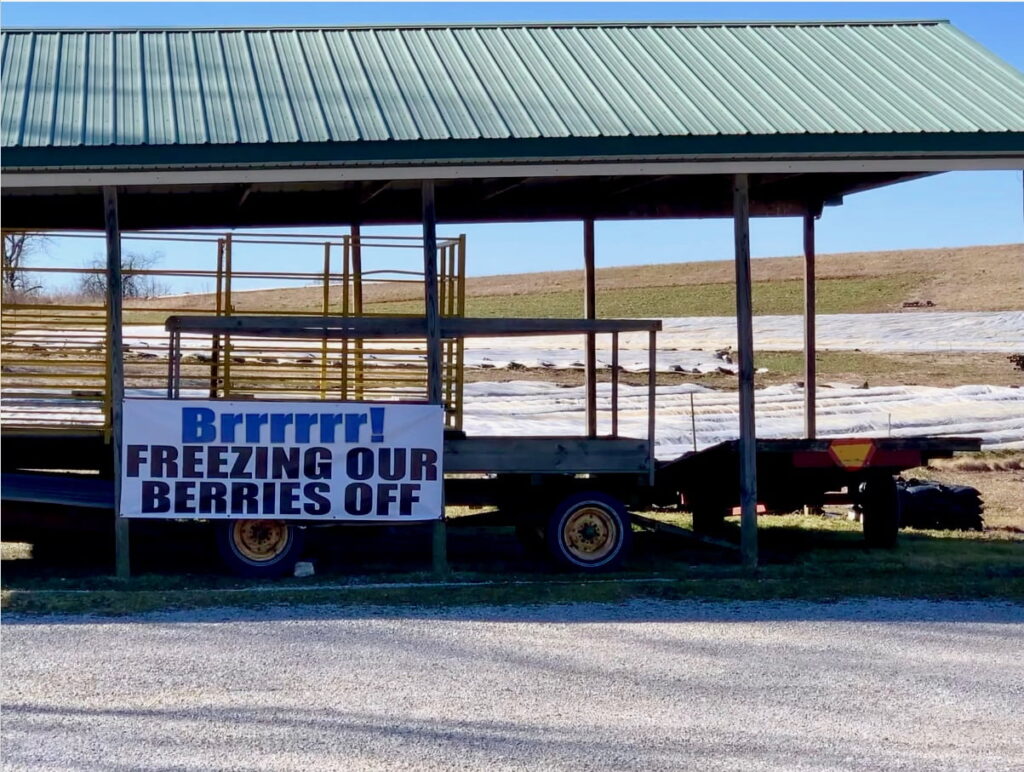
[399,484,421,516]
[254,447,268,479]
[304,447,331,479]
[303,483,331,515]
[198,482,228,514]
[126,445,148,477]
[279,482,301,515]
[345,482,373,516]
[378,448,406,481]
[261,481,276,514]
[410,448,438,481]
[230,482,259,515]
[182,446,203,478]
[271,447,300,479]
[152,445,179,478]
[206,446,228,479]
[173,481,196,514]
[230,446,252,479]
[346,448,374,480]
[141,480,170,513]
[376,483,398,516]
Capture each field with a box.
[141,242,1024,317]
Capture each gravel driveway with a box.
[3,599,1022,771]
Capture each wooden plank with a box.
[444,436,650,474]
[166,315,428,337]
[441,317,662,336]
[733,173,758,571]
[166,315,661,338]
[104,186,130,579]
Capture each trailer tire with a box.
[546,492,632,571]
[216,519,305,578]
[859,475,901,549]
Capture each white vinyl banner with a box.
[120,400,444,521]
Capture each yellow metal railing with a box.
[1,230,467,436]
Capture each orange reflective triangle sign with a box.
[828,438,877,470]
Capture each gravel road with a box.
[3,599,1022,771]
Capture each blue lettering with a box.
[182,408,216,443]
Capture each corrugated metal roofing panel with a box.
[2,21,1023,152]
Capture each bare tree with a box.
[78,251,171,299]
[2,232,49,298]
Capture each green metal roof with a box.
[2,21,1024,169]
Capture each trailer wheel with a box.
[216,519,305,578]
[859,475,901,549]
[546,492,632,571]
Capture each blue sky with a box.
[4,2,1023,286]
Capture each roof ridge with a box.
[0,20,951,34]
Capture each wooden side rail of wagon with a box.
[164,315,662,466]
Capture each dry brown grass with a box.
[906,453,1024,531]
[141,243,1024,315]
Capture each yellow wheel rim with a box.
[231,520,289,563]
[562,506,618,563]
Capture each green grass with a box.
[4,512,1021,616]
[363,276,923,318]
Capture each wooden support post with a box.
[583,219,597,437]
[352,223,364,400]
[610,331,619,437]
[803,212,817,440]
[422,183,442,406]
[104,186,129,579]
[733,174,758,571]
[422,181,448,575]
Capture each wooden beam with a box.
[351,223,364,400]
[803,212,817,439]
[444,436,650,474]
[583,218,597,437]
[422,182,442,405]
[421,180,447,576]
[165,315,661,338]
[103,186,129,580]
[733,174,758,571]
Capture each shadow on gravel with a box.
[0,701,924,771]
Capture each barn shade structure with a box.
[3,21,1024,574]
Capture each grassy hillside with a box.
[136,243,1023,317]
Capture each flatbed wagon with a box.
[2,308,981,577]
